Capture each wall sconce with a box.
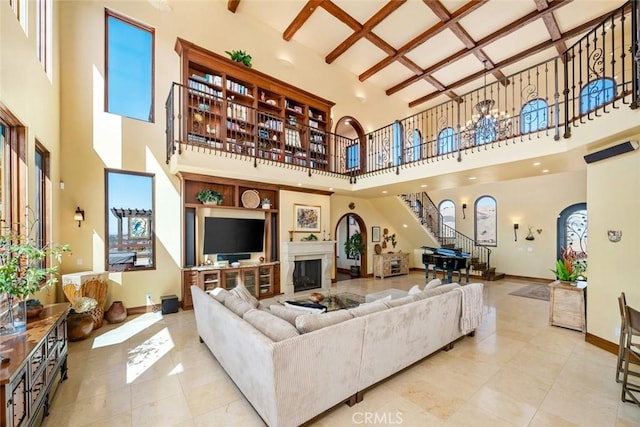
[462,203,467,219]
[74,206,85,227]
[513,223,519,241]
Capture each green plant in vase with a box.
[196,189,223,205]
[551,246,585,283]
[225,50,252,67]
[344,231,365,278]
[0,222,70,335]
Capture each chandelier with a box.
[461,63,512,145]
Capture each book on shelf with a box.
[285,128,301,148]
[188,79,222,99]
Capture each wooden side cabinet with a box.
[549,280,587,332]
[373,253,409,279]
[0,303,70,427]
[182,262,279,309]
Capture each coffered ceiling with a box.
[228,0,624,110]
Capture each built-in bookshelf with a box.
[175,38,334,169]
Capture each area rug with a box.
[509,284,550,301]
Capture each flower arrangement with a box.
[552,246,586,282]
[71,296,97,314]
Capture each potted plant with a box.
[196,189,223,205]
[344,231,365,278]
[0,224,70,335]
[225,50,252,67]
[551,246,585,284]
[261,198,271,209]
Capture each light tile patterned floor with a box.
[43,274,640,426]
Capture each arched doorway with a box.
[334,212,367,280]
[335,116,366,173]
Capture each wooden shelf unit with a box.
[549,280,587,332]
[182,263,279,310]
[175,38,334,171]
[373,253,410,279]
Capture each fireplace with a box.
[281,241,335,295]
[293,259,322,292]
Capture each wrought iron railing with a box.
[166,1,638,178]
[400,192,491,273]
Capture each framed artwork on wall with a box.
[372,226,381,242]
[294,204,320,232]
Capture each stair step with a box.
[472,262,487,271]
[488,271,505,281]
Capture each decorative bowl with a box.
[309,292,324,303]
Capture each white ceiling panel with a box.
[482,20,550,64]
[554,0,624,33]
[293,8,354,56]
[333,38,391,76]
[333,0,388,23]
[404,30,467,69]
[431,54,484,86]
[374,1,440,48]
[459,1,536,41]
[394,79,437,104]
[366,61,417,89]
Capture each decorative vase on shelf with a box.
[0,295,26,336]
[105,301,127,324]
[67,312,94,341]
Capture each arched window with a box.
[580,78,616,114]
[406,129,422,162]
[475,117,496,145]
[437,127,455,154]
[557,203,587,272]
[475,195,497,246]
[520,99,548,134]
[392,121,403,166]
[438,200,455,240]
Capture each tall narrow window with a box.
[520,99,548,134]
[10,0,28,33]
[580,78,615,114]
[437,127,455,154]
[557,203,587,271]
[391,121,403,166]
[407,129,422,162]
[36,0,53,75]
[475,195,497,246]
[34,144,50,267]
[346,143,359,170]
[0,105,27,227]
[105,9,155,122]
[106,169,155,272]
[438,200,455,240]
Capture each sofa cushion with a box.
[224,294,254,317]
[230,284,259,308]
[295,310,353,333]
[382,294,418,308]
[424,278,443,290]
[270,304,308,326]
[207,287,230,304]
[416,283,461,300]
[408,284,422,295]
[243,309,300,342]
[349,302,387,318]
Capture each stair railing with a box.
[400,192,491,275]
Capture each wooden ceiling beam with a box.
[227,0,241,13]
[283,0,324,41]
[534,0,568,55]
[320,0,361,31]
[326,1,406,64]
[359,0,487,82]
[407,10,614,108]
[386,0,572,95]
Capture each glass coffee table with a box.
[280,291,364,312]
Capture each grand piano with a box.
[421,246,470,283]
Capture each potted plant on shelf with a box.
[0,223,70,335]
[344,231,365,278]
[551,246,585,285]
[225,50,252,68]
[196,189,223,205]
[261,198,271,209]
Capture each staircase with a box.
[400,193,505,281]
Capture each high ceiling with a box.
[228,0,623,110]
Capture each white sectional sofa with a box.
[191,282,482,427]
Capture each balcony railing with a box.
[166,0,639,179]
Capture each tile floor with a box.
[43,273,640,426]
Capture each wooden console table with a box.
[0,303,70,426]
[373,253,409,279]
[548,280,587,332]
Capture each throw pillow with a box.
[230,284,259,308]
[295,310,352,334]
[224,294,254,317]
[349,302,387,318]
[424,278,443,290]
[207,287,230,304]
[417,283,461,300]
[243,309,300,342]
[408,284,421,295]
[382,294,418,309]
[270,304,307,326]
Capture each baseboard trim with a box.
[585,332,618,355]
[503,275,551,284]
[127,305,156,315]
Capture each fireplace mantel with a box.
[281,241,335,295]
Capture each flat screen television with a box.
[203,217,265,254]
